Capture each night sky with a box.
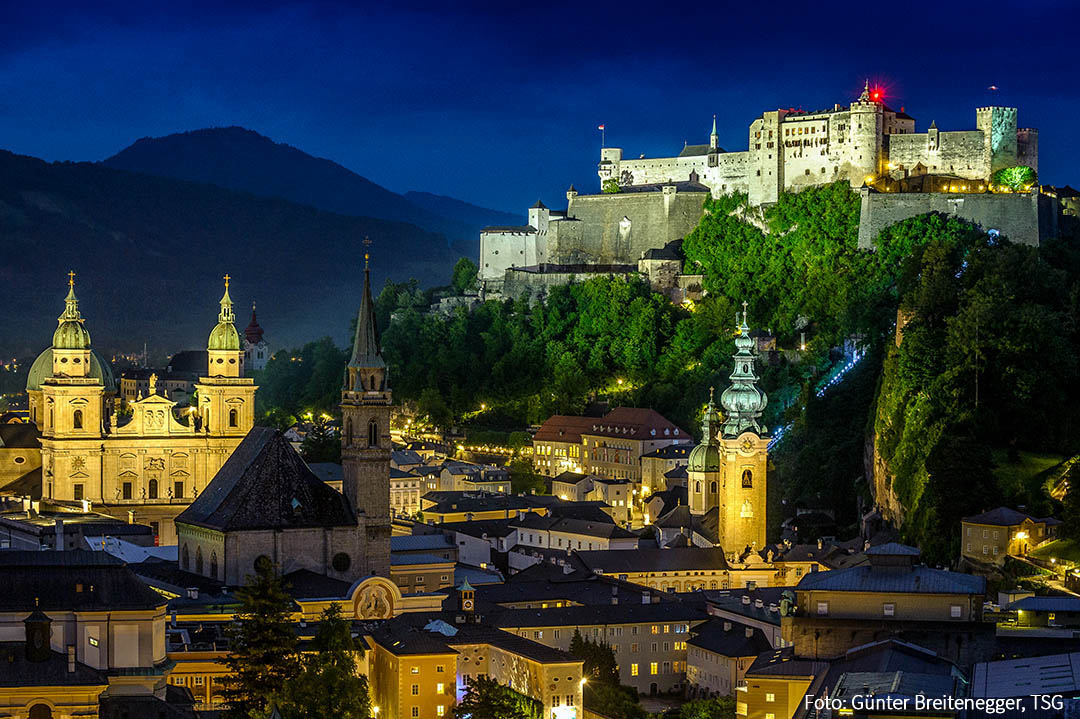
[1,1,1077,213]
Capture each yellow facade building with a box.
[23,275,255,544]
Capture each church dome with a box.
[687,442,721,473]
[26,347,116,392]
[720,383,767,417]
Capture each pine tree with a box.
[223,556,300,719]
[277,603,370,719]
[300,415,340,463]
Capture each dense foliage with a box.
[568,630,647,718]
[991,165,1037,192]
[276,604,371,719]
[452,675,542,719]
[874,231,1080,561]
[680,697,737,719]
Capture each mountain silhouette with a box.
[0,149,458,358]
[102,127,518,250]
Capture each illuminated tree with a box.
[992,166,1037,192]
[452,675,541,719]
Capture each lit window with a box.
[766,693,775,702]
[437,683,444,694]
[883,603,895,617]
[437,707,445,716]
[631,663,639,676]
[650,662,658,675]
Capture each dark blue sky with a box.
[1,1,1076,213]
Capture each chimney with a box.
[723,621,732,631]
[641,593,650,605]
[742,595,751,605]
[817,537,823,550]
[54,519,64,552]
[67,645,75,673]
[755,599,763,609]
[745,627,754,638]
[186,587,199,600]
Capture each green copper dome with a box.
[688,388,721,473]
[208,281,242,351]
[26,347,115,392]
[53,284,92,350]
[720,309,768,437]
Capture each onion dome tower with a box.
[197,275,255,436]
[688,388,722,515]
[720,305,768,438]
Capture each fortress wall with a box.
[502,268,637,301]
[479,230,535,282]
[614,155,708,186]
[701,151,751,196]
[555,191,708,264]
[858,190,1044,249]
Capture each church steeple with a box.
[709,115,719,151]
[208,275,241,354]
[720,303,768,437]
[340,244,392,573]
[345,251,387,394]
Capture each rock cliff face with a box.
[865,414,906,528]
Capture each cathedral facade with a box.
[687,310,769,557]
[24,275,256,544]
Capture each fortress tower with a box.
[340,252,392,570]
[847,81,885,187]
[976,106,1019,176]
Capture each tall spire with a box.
[347,242,386,390]
[719,302,768,437]
[218,274,235,324]
[711,115,717,137]
[245,301,264,344]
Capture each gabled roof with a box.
[0,550,165,612]
[575,547,730,574]
[962,507,1037,526]
[582,406,689,441]
[796,564,985,595]
[534,415,599,443]
[0,642,108,688]
[176,427,356,532]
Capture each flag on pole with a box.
[987,85,999,91]
[597,124,605,130]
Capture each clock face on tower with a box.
[463,598,474,610]
[742,438,754,451]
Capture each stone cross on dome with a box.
[68,270,76,287]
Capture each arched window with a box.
[210,551,218,580]
[48,409,53,427]
[370,374,377,391]
[73,409,83,429]
[148,479,158,499]
[368,419,378,447]
[29,705,53,719]
[742,469,753,488]
[228,408,238,428]
[695,481,702,494]
[709,481,717,495]
[195,546,204,574]
[346,418,354,446]
[181,544,190,570]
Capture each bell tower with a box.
[196,275,256,437]
[341,248,392,558]
[687,388,721,515]
[41,272,105,440]
[718,303,769,556]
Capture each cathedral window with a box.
[370,374,377,390]
[229,409,238,428]
[710,481,717,494]
[174,481,184,499]
[148,479,158,499]
[122,482,132,500]
[73,409,83,429]
[368,419,378,447]
[695,481,702,494]
[182,544,190,570]
[195,547,204,574]
[346,418,354,446]
[742,470,753,488]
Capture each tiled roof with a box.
[492,600,708,629]
[962,507,1037,526]
[480,225,536,234]
[0,642,108,688]
[534,415,599,443]
[0,550,166,612]
[642,444,694,460]
[176,427,357,531]
[575,547,730,574]
[796,565,985,595]
[392,534,455,552]
[1008,596,1080,613]
[689,618,772,657]
[512,513,636,540]
[582,407,689,441]
[864,542,921,556]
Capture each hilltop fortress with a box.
[480,86,1056,299]
[600,82,1037,205]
